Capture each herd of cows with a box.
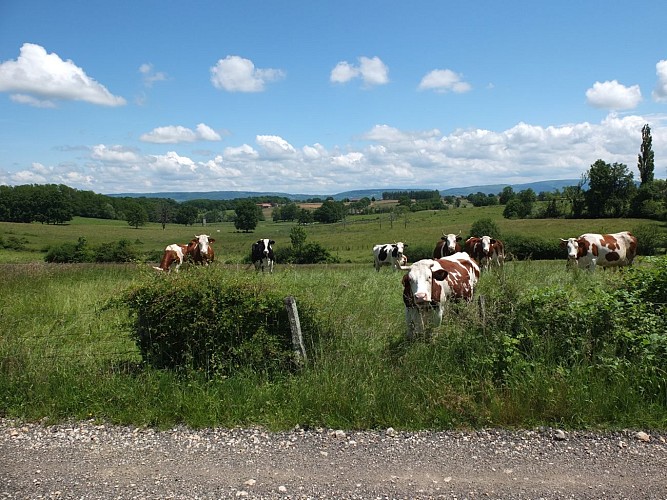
[153,235,276,274]
[373,230,637,338]
[154,230,637,339]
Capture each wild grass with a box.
[1,260,666,431]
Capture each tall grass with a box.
[1,260,666,430]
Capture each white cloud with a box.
[330,56,389,87]
[140,124,221,143]
[195,123,222,141]
[210,55,285,92]
[586,80,642,110]
[139,63,167,87]
[7,113,666,194]
[256,135,296,157]
[0,43,126,107]
[90,144,140,163]
[418,69,472,93]
[653,60,667,102]
[330,61,359,84]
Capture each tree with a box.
[585,160,636,217]
[638,123,655,185]
[126,203,148,228]
[469,218,501,239]
[499,186,515,204]
[234,200,261,232]
[290,226,307,249]
[313,200,345,224]
[175,205,198,226]
[562,180,587,218]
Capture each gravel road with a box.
[2,418,666,499]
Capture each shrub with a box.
[94,239,138,263]
[631,224,665,256]
[120,269,324,376]
[503,234,563,261]
[44,237,94,263]
[469,218,501,239]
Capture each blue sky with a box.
[1,1,666,195]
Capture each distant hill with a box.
[108,179,580,202]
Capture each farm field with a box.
[1,208,666,431]
[0,205,663,265]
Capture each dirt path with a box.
[2,419,666,499]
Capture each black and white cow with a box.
[251,238,275,273]
[372,242,407,271]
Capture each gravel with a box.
[2,418,666,499]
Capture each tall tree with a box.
[234,200,261,232]
[126,203,148,228]
[585,160,636,218]
[637,124,655,185]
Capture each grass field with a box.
[1,205,663,264]
[1,209,666,431]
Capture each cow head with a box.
[480,235,496,256]
[441,232,462,253]
[402,259,447,308]
[194,234,215,257]
[560,237,588,263]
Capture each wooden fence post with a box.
[284,296,307,364]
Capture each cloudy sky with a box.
[1,1,666,195]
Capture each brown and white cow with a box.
[433,232,462,259]
[153,243,189,273]
[189,234,215,266]
[465,236,505,271]
[373,242,407,271]
[401,252,480,339]
[559,231,637,271]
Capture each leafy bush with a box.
[94,239,138,263]
[44,237,94,263]
[120,269,324,376]
[274,242,340,264]
[45,237,138,263]
[0,235,28,251]
[468,218,501,239]
[503,233,563,261]
[631,224,665,256]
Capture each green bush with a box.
[45,237,139,263]
[503,233,563,261]
[631,224,665,256]
[274,242,340,264]
[120,268,324,375]
[469,218,501,239]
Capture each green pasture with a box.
[1,255,666,430]
[1,205,663,265]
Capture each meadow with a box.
[1,207,666,431]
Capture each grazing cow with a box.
[559,231,637,271]
[251,238,276,273]
[153,243,189,273]
[433,232,462,258]
[372,242,408,271]
[401,252,480,339]
[465,236,505,270]
[190,234,215,266]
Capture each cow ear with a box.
[432,269,448,281]
[431,279,442,302]
[456,236,462,242]
[401,274,410,286]
[269,240,275,245]
[208,238,215,243]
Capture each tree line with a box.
[1,125,662,228]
